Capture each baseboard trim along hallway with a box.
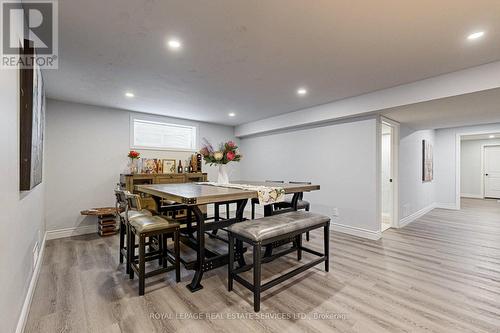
[45,225,96,240]
[15,233,47,333]
[332,223,382,240]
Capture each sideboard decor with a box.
[128,150,140,174]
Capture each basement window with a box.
[131,117,197,151]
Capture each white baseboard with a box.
[332,223,381,240]
[399,203,436,228]
[15,233,47,333]
[435,202,459,210]
[46,225,96,240]
[460,193,484,199]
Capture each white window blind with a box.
[132,119,197,151]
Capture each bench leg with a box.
[228,234,234,291]
[253,243,262,312]
[236,239,245,267]
[324,223,330,272]
[296,234,302,261]
[139,235,146,295]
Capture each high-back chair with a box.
[126,193,181,295]
[274,181,312,240]
[250,180,285,219]
[115,189,152,271]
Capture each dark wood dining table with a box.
[136,181,320,292]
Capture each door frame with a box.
[481,144,500,198]
[455,130,500,209]
[380,117,400,229]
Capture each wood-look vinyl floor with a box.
[25,199,500,332]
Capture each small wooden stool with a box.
[80,207,119,237]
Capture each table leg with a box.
[187,205,205,292]
[210,203,220,238]
[235,200,248,267]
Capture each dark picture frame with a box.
[20,39,45,191]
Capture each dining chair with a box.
[126,193,180,295]
[251,180,285,219]
[274,181,312,240]
[115,189,152,273]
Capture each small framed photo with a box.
[162,159,176,173]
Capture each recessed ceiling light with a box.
[228,112,236,117]
[489,135,496,139]
[467,31,485,40]
[125,92,135,98]
[167,39,182,50]
[297,88,308,96]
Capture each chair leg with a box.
[296,234,302,261]
[228,234,234,291]
[174,230,180,283]
[324,223,330,272]
[119,219,125,264]
[226,203,230,219]
[251,202,255,220]
[125,223,130,274]
[139,235,146,295]
[253,243,262,312]
[158,234,164,266]
[305,206,310,241]
[162,234,168,269]
[128,231,135,280]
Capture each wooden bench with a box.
[227,211,330,312]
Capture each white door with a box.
[484,145,500,198]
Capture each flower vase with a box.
[217,164,229,184]
[129,159,138,174]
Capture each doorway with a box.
[484,145,500,199]
[381,121,397,232]
[458,132,500,206]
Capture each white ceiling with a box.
[382,87,500,130]
[45,0,500,126]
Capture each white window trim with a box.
[130,114,198,152]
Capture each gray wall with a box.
[45,99,239,231]
[399,127,436,217]
[0,63,46,332]
[239,118,380,234]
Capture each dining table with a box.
[135,181,320,292]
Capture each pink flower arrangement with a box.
[200,138,242,165]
